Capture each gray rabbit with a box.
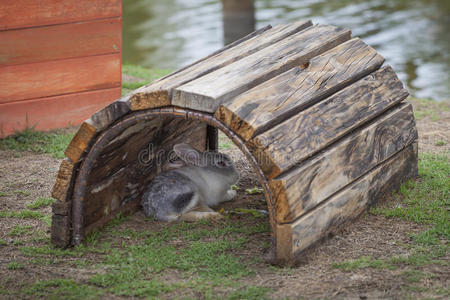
[141,143,239,221]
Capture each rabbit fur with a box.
[141,143,239,221]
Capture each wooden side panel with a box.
[173,25,351,112]
[0,54,121,103]
[0,0,122,30]
[276,142,418,261]
[0,87,121,137]
[129,20,312,110]
[271,102,417,223]
[82,117,208,232]
[252,66,407,179]
[52,158,76,202]
[0,18,121,66]
[216,38,385,142]
[51,201,71,248]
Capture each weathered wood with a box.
[174,24,351,112]
[276,142,418,262]
[250,65,406,179]
[64,122,97,163]
[216,38,385,143]
[206,126,219,151]
[82,117,207,228]
[51,214,70,248]
[271,102,417,223]
[0,53,121,103]
[52,158,76,202]
[0,0,122,31]
[129,20,313,110]
[52,201,71,216]
[0,87,121,137]
[0,18,121,66]
[88,95,131,132]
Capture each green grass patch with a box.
[0,239,6,246]
[435,140,447,146]
[9,224,33,237]
[0,191,10,197]
[7,261,25,270]
[410,97,450,121]
[23,278,102,299]
[0,128,74,158]
[0,209,45,219]
[334,153,449,277]
[122,64,171,81]
[122,81,149,90]
[27,197,55,209]
[13,190,31,196]
[121,65,172,96]
[370,153,449,242]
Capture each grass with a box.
[9,224,33,237]
[0,127,74,159]
[23,279,103,300]
[7,261,25,270]
[12,217,270,299]
[27,197,54,209]
[121,64,172,96]
[332,152,449,296]
[370,153,449,242]
[409,97,450,121]
[0,209,51,225]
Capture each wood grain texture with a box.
[0,0,122,30]
[88,95,131,132]
[0,18,121,66]
[0,87,121,137]
[251,65,406,179]
[129,20,312,110]
[0,53,121,103]
[216,38,385,144]
[82,117,207,229]
[174,24,351,113]
[65,122,97,164]
[51,215,70,248]
[271,102,417,223]
[52,158,76,202]
[276,141,418,260]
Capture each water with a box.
[123,0,450,101]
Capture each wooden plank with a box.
[88,95,131,132]
[271,102,417,223]
[0,0,122,31]
[173,24,352,113]
[0,87,121,138]
[0,53,121,103]
[216,38,385,142]
[129,20,313,110]
[276,141,418,262]
[52,158,76,202]
[0,18,121,66]
[51,214,71,248]
[65,122,97,164]
[252,65,407,179]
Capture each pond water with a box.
[123,0,449,101]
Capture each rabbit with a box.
[141,143,239,222]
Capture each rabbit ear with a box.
[173,143,203,166]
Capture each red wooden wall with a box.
[0,0,122,137]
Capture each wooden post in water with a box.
[221,0,255,45]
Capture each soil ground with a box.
[0,97,448,299]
